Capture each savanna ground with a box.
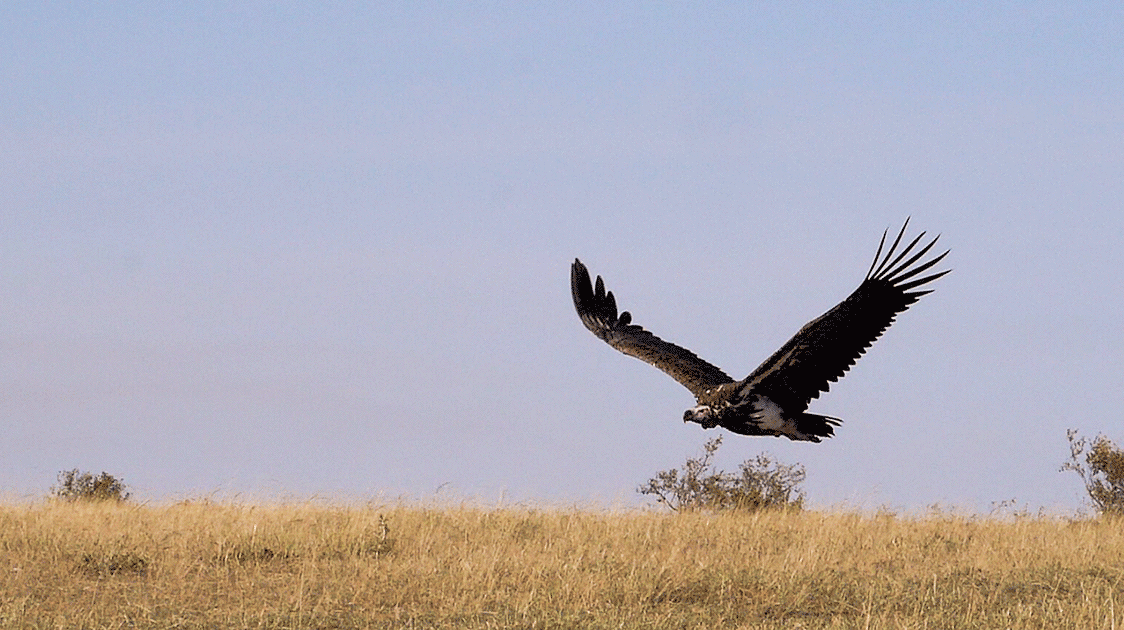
[1,501,1122,629]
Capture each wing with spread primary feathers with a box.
[739,219,949,412]
[571,259,734,398]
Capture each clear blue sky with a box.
[2,2,1121,512]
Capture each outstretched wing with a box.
[571,259,734,398]
[739,219,949,411]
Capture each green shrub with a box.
[1061,429,1124,516]
[51,469,131,503]
[639,436,805,512]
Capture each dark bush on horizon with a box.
[639,436,805,512]
[51,469,131,503]
[1063,429,1124,516]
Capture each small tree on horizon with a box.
[639,436,805,512]
[1061,429,1124,516]
[51,469,131,503]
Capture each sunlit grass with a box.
[1,500,1121,628]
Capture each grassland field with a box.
[1,500,1122,629]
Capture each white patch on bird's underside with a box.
[750,396,819,441]
[751,396,787,433]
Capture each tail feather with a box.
[795,413,842,442]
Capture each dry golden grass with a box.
[1,500,1122,629]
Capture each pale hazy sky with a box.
[2,2,1122,512]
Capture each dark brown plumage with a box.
[571,220,949,442]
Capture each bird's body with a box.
[570,220,949,442]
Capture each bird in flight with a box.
[571,220,949,442]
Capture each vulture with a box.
[570,220,949,442]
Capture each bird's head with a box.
[683,405,719,429]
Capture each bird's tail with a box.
[794,413,842,442]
